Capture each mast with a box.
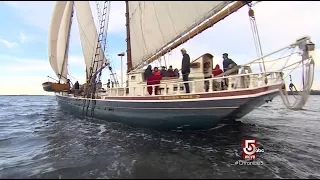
[133,1,248,70]
[125,1,132,73]
[59,2,74,83]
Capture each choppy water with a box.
[0,95,319,179]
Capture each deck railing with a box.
[106,71,283,97]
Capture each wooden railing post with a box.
[209,79,213,92]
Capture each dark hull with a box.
[55,87,280,130]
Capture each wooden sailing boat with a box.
[43,1,316,130]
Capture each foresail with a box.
[128,1,233,68]
[74,1,107,81]
[56,1,74,83]
[48,1,67,79]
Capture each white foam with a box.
[97,125,106,136]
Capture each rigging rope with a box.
[279,55,315,110]
[248,4,266,72]
[242,34,315,110]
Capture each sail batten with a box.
[127,1,235,70]
[48,1,67,80]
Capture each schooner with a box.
[42,1,315,130]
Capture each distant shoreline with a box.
[286,90,320,95]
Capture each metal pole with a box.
[120,56,123,87]
[117,52,125,88]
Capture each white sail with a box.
[48,1,67,79]
[56,1,74,83]
[128,1,233,68]
[74,1,107,80]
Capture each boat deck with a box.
[104,71,284,98]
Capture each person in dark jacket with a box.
[174,68,179,77]
[167,65,176,77]
[222,53,237,72]
[74,81,80,89]
[107,79,110,88]
[222,53,238,88]
[160,66,168,77]
[143,65,153,81]
[74,81,79,96]
[181,48,190,93]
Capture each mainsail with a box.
[127,1,234,70]
[74,1,108,81]
[48,1,67,81]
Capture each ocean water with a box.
[0,95,319,179]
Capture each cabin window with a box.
[173,86,184,91]
[131,76,136,80]
[190,62,200,68]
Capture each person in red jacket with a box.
[212,64,223,76]
[212,64,224,90]
[153,67,161,76]
[147,67,162,95]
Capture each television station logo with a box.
[242,139,264,160]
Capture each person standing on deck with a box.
[147,67,162,95]
[153,67,161,76]
[222,53,237,72]
[222,53,238,88]
[212,64,223,76]
[107,79,110,88]
[181,48,190,93]
[143,65,153,81]
[74,81,80,96]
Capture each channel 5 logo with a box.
[242,139,264,160]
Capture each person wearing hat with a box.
[181,48,191,93]
[222,53,237,72]
[222,53,238,88]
